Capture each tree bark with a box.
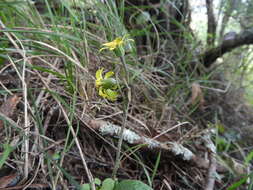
[218,0,237,42]
[206,0,217,46]
[201,28,253,67]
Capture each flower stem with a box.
[119,56,129,84]
[112,99,129,179]
[112,56,131,179]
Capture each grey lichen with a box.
[99,122,141,144]
[99,122,120,136]
[122,128,141,144]
[202,134,216,153]
[143,137,161,149]
[98,122,195,160]
[170,142,194,161]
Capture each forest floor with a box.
[0,1,253,190]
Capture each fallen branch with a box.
[88,119,225,172]
[203,133,217,190]
[201,28,253,67]
[204,152,217,190]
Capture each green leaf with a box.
[151,151,161,184]
[245,150,253,165]
[94,178,101,186]
[114,46,125,57]
[216,122,225,134]
[100,178,116,190]
[227,176,248,190]
[80,184,90,190]
[114,180,153,190]
[52,152,61,160]
[101,78,117,89]
[104,89,118,101]
[0,143,15,169]
[216,136,230,152]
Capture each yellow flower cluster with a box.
[95,68,118,101]
[95,35,134,101]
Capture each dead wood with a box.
[201,28,253,67]
[204,152,217,190]
[88,119,227,173]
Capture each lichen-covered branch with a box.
[89,120,198,162]
[88,119,229,173]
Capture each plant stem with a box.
[119,55,129,84]
[112,99,129,179]
[112,55,131,179]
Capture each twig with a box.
[152,122,189,140]
[203,132,217,190]
[204,152,217,190]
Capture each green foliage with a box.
[81,178,115,190]
[216,136,231,152]
[151,151,161,184]
[81,184,90,190]
[227,176,248,190]
[214,121,240,153]
[51,152,61,161]
[122,144,153,186]
[55,162,81,189]
[0,39,9,66]
[244,150,253,165]
[114,180,153,190]
[81,178,153,190]
[0,143,14,169]
[100,178,115,190]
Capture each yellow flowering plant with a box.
[95,68,119,101]
[98,34,135,178]
[99,34,134,56]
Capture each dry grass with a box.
[0,1,252,190]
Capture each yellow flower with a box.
[95,68,119,101]
[100,37,123,51]
[99,35,134,52]
[98,88,118,102]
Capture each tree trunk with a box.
[206,0,217,46]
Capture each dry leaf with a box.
[0,95,21,130]
[189,83,205,110]
[0,173,20,188]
